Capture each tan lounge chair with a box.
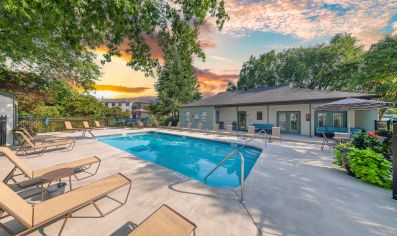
[192,122,203,132]
[166,121,172,128]
[206,124,219,134]
[1,147,101,186]
[65,121,94,138]
[223,124,234,136]
[129,204,196,236]
[15,131,75,156]
[0,173,131,236]
[137,121,144,129]
[17,127,67,144]
[269,127,282,143]
[94,120,104,129]
[182,122,191,131]
[247,126,255,138]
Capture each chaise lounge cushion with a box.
[33,173,130,226]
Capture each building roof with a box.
[100,96,156,103]
[181,86,377,107]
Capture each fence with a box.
[375,120,397,132]
[18,116,151,133]
[0,115,6,146]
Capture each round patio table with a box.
[40,168,74,200]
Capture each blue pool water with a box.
[98,132,261,188]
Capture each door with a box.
[277,111,300,134]
[237,111,247,131]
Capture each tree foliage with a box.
[153,46,200,120]
[238,34,364,91]
[355,36,397,102]
[0,0,228,88]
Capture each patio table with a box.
[40,168,73,200]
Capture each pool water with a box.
[98,132,261,188]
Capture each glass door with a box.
[277,111,300,134]
[237,111,247,131]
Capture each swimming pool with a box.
[98,132,261,188]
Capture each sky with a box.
[91,0,397,99]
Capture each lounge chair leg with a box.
[58,212,72,236]
[2,167,17,184]
[92,202,104,217]
[0,223,15,235]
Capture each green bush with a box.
[333,143,350,166]
[347,148,392,188]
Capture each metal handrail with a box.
[257,129,267,146]
[204,149,245,203]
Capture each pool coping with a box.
[96,129,265,191]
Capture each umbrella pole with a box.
[347,110,351,134]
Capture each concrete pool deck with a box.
[0,128,396,236]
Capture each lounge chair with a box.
[15,131,75,156]
[182,122,191,131]
[17,127,68,144]
[223,124,234,136]
[0,173,131,236]
[1,147,101,186]
[137,121,144,129]
[269,127,282,143]
[247,126,255,138]
[320,133,338,151]
[192,122,203,132]
[65,121,94,138]
[207,124,219,134]
[128,204,196,236]
[94,120,104,129]
[171,122,181,130]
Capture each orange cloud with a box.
[94,84,150,94]
[199,40,216,49]
[194,68,239,96]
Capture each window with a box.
[126,102,130,106]
[112,103,115,107]
[119,102,123,106]
[202,112,207,122]
[104,102,108,106]
[186,112,190,122]
[256,112,263,120]
[318,113,327,127]
[333,113,343,127]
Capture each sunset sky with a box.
[91,0,397,99]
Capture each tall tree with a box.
[355,36,397,102]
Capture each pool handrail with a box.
[204,149,245,203]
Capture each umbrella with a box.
[315,98,395,133]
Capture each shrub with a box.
[352,132,382,151]
[347,148,392,188]
[333,143,350,166]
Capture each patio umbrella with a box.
[315,98,395,133]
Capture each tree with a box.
[237,34,364,91]
[226,81,237,91]
[1,0,228,88]
[155,45,200,121]
[355,36,397,103]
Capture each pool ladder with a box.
[204,149,246,203]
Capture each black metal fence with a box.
[18,116,151,133]
[0,115,7,146]
[375,119,397,132]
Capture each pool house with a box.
[179,86,379,137]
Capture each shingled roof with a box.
[181,86,376,107]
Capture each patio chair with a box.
[1,147,101,186]
[193,122,203,132]
[207,124,219,134]
[65,121,94,138]
[94,120,104,129]
[223,124,234,136]
[182,122,192,131]
[269,127,282,143]
[17,127,68,144]
[128,204,196,236]
[320,133,338,151]
[0,173,131,236]
[137,121,144,129]
[247,126,255,138]
[15,131,75,157]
